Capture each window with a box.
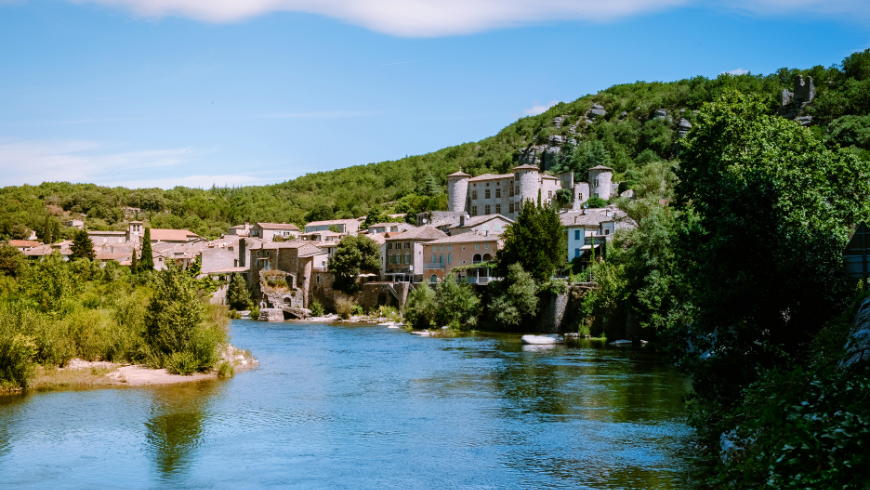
[575,248,580,258]
[432,254,436,263]
[388,243,393,250]
[495,204,501,214]
[462,246,466,251]
[475,243,479,250]
[575,230,580,240]
[430,275,438,283]
[432,245,436,252]
[509,185,514,197]
[593,179,599,186]
[439,255,443,264]
[447,245,451,252]
[405,253,409,264]
[578,192,583,201]
[515,185,520,194]
[485,189,491,199]
[594,192,599,198]
[316,274,321,283]
[405,242,410,249]
[509,203,515,214]
[495,188,501,198]
[439,245,443,252]
[472,190,478,199]
[447,254,452,264]
[548,190,552,198]
[484,243,489,249]
[485,205,491,214]
[471,206,478,216]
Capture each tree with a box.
[330,235,382,293]
[488,263,539,329]
[226,273,252,310]
[140,229,154,271]
[11,224,29,240]
[585,196,607,208]
[496,201,566,282]
[671,92,870,405]
[843,48,870,81]
[70,230,95,260]
[188,255,202,276]
[130,249,139,274]
[363,206,387,228]
[305,204,334,223]
[555,188,572,208]
[0,244,27,278]
[416,172,442,196]
[435,274,481,329]
[404,283,437,329]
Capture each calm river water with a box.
[0,320,692,489]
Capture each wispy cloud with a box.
[0,139,207,187]
[524,100,560,116]
[256,110,381,119]
[722,68,749,75]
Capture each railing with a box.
[424,263,444,270]
[584,236,607,246]
[465,276,497,285]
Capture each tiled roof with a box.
[447,171,471,177]
[450,214,514,229]
[426,232,501,245]
[367,222,408,229]
[589,165,613,171]
[8,240,41,247]
[385,225,448,241]
[298,244,329,258]
[260,239,309,250]
[255,222,300,231]
[95,252,131,261]
[468,173,513,182]
[149,229,198,242]
[512,164,540,171]
[207,266,250,274]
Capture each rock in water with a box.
[521,335,564,345]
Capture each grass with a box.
[23,364,121,393]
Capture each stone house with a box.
[87,231,127,246]
[63,219,84,229]
[367,222,414,234]
[449,214,514,236]
[422,232,502,285]
[383,226,447,283]
[561,207,631,263]
[300,230,342,242]
[250,222,300,242]
[7,240,41,251]
[227,222,252,237]
[241,238,328,308]
[304,219,361,235]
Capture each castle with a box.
[445,164,616,218]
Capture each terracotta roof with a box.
[447,171,471,178]
[385,225,448,242]
[427,232,501,245]
[367,222,408,229]
[512,164,540,171]
[451,214,515,229]
[541,174,560,180]
[149,229,198,242]
[468,173,513,182]
[8,240,40,248]
[301,231,342,237]
[298,245,329,258]
[255,222,300,231]
[362,234,387,246]
[259,239,309,250]
[589,165,613,171]
[305,218,359,227]
[22,246,53,256]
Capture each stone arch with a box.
[473,254,482,263]
[482,253,492,261]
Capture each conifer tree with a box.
[70,230,95,260]
[140,228,154,271]
[43,215,53,244]
[130,248,139,274]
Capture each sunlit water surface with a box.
[0,320,692,488]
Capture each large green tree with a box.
[70,230,95,260]
[487,263,539,329]
[671,92,870,404]
[496,201,566,282]
[330,235,382,293]
[0,244,27,278]
[435,274,481,329]
[140,229,154,271]
[226,273,252,310]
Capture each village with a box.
[4,164,634,322]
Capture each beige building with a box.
[367,222,414,234]
[304,219,361,235]
[250,222,300,241]
[383,225,447,282]
[449,214,514,236]
[422,232,502,285]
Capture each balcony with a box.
[424,263,444,270]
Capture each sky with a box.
[1,0,869,189]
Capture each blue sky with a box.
[1,0,868,189]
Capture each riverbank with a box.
[1,344,256,395]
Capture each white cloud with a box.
[0,139,242,188]
[69,0,691,37]
[722,68,749,75]
[524,100,560,116]
[65,0,870,36]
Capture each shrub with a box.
[352,304,364,316]
[435,274,480,329]
[249,305,260,320]
[310,300,324,317]
[488,263,539,329]
[585,196,608,208]
[0,334,37,390]
[217,361,234,378]
[404,284,437,329]
[539,279,568,295]
[335,297,356,319]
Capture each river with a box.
[0,320,692,488]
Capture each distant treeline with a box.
[3,51,869,242]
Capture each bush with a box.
[404,284,437,329]
[352,304,365,316]
[585,196,608,208]
[310,300,324,317]
[435,274,480,329]
[335,297,356,319]
[249,305,260,320]
[539,279,568,295]
[217,361,234,378]
[488,263,539,329]
[0,334,37,390]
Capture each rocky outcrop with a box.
[654,109,669,120]
[777,75,815,125]
[842,297,870,367]
[587,103,606,118]
[552,115,566,128]
[677,118,692,138]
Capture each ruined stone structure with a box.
[777,75,816,126]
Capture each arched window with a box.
[482,253,492,261]
[430,274,438,283]
[473,254,482,264]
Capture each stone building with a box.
[422,232,502,285]
[240,238,328,308]
[304,219,361,235]
[445,164,613,218]
[250,222,300,241]
[449,214,514,236]
[383,225,448,283]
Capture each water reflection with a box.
[144,381,222,479]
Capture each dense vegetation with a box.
[0,251,230,391]
[5,52,869,242]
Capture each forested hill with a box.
[3,50,870,241]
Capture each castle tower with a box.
[446,171,470,213]
[573,182,590,210]
[513,164,540,209]
[126,220,144,244]
[588,165,613,200]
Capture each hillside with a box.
[3,50,869,242]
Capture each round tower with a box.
[446,171,470,213]
[513,164,540,209]
[588,165,613,200]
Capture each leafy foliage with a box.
[434,274,481,329]
[330,235,382,293]
[487,263,539,329]
[70,230,95,260]
[140,229,154,271]
[404,284,437,329]
[226,273,252,311]
[497,202,565,282]
[0,245,27,278]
